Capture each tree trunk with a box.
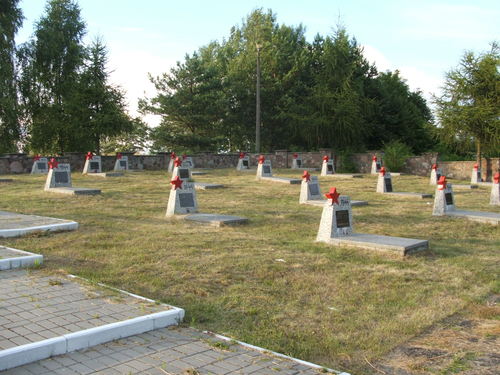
[476,139,482,179]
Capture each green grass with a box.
[1,169,499,374]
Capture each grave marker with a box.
[490,172,499,206]
[167,152,177,173]
[236,152,250,170]
[316,187,428,255]
[299,171,322,203]
[114,153,129,171]
[82,152,102,174]
[376,167,392,193]
[370,155,382,175]
[471,163,482,183]
[166,176,198,216]
[256,155,273,179]
[181,154,194,168]
[291,153,302,169]
[172,157,192,181]
[44,158,101,195]
[320,155,335,176]
[31,155,48,174]
[429,163,442,185]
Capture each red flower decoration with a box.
[437,176,447,190]
[48,158,58,169]
[170,152,176,160]
[174,157,182,167]
[258,155,265,164]
[293,153,298,159]
[170,176,183,190]
[85,152,93,160]
[325,187,340,205]
[116,152,122,160]
[239,152,245,159]
[432,163,438,170]
[323,155,329,162]
[33,154,41,161]
[379,167,386,176]
[494,172,499,184]
[302,171,311,182]
[372,155,377,161]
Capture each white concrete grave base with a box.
[260,176,301,184]
[82,155,102,174]
[185,213,248,227]
[384,192,433,199]
[0,246,43,270]
[85,172,124,178]
[445,210,500,225]
[0,211,78,238]
[166,182,198,216]
[46,187,101,195]
[322,173,363,179]
[453,184,479,190]
[490,183,499,205]
[114,156,129,171]
[194,182,224,190]
[256,161,273,179]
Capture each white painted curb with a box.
[0,247,43,270]
[0,221,79,238]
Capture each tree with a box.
[100,117,150,154]
[433,43,500,162]
[18,0,86,154]
[0,0,23,153]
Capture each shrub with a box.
[383,140,412,172]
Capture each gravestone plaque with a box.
[436,173,441,181]
[263,165,271,174]
[183,160,192,167]
[242,160,249,167]
[477,171,481,180]
[385,178,393,192]
[376,162,381,170]
[90,162,99,170]
[179,192,195,208]
[327,164,333,172]
[309,184,320,196]
[37,162,46,170]
[296,160,302,167]
[336,210,350,228]
[55,171,69,184]
[119,160,127,168]
[179,168,190,179]
[445,192,454,206]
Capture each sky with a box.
[16,0,500,125]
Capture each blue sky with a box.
[17,0,499,123]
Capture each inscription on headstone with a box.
[179,168,190,179]
[242,160,249,167]
[263,165,271,174]
[296,160,302,167]
[309,184,320,196]
[336,210,350,228]
[445,192,454,206]
[37,162,46,170]
[327,164,333,172]
[376,162,381,170]
[55,171,69,184]
[120,160,127,168]
[90,162,100,170]
[385,178,393,192]
[179,192,195,208]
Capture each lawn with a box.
[1,169,498,374]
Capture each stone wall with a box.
[1,151,498,180]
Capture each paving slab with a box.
[1,326,347,375]
[303,199,368,207]
[0,211,78,238]
[45,187,101,196]
[446,210,500,225]
[259,176,301,184]
[84,172,124,178]
[324,233,429,256]
[194,182,224,190]
[0,246,43,271]
[452,184,478,190]
[321,174,363,179]
[0,269,183,371]
[185,214,248,227]
[381,192,432,199]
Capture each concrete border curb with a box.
[0,221,79,238]
[0,247,43,270]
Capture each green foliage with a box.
[336,150,357,173]
[0,0,23,153]
[382,140,412,172]
[100,117,150,154]
[433,43,500,161]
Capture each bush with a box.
[383,140,412,172]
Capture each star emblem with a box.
[437,176,447,190]
[493,172,499,184]
[85,152,93,160]
[293,153,298,159]
[33,154,41,161]
[323,155,329,162]
[379,167,386,176]
[48,158,59,169]
[372,155,377,161]
[116,152,122,160]
[473,163,478,170]
[239,152,245,159]
[325,187,340,205]
[170,176,183,190]
[258,155,265,164]
[432,163,438,170]
[170,152,176,159]
[174,157,182,167]
[302,171,311,182]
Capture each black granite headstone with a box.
[445,192,454,206]
[296,160,302,167]
[477,171,481,181]
[179,168,190,179]
[336,210,350,228]
[327,164,333,172]
[54,171,69,184]
[179,192,195,208]
[308,184,320,196]
[90,161,100,170]
[119,160,127,168]
[376,162,381,170]
[37,162,46,170]
[436,173,441,181]
[242,160,249,167]
[384,177,393,192]
[263,165,271,174]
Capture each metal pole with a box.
[255,44,261,153]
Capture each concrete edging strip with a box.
[0,221,79,238]
[0,247,43,271]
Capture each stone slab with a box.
[0,211,78,238]
[476,181,493,187]
[0,178,13,183]
[382,192,433,199]
[260,176,301,184]
[84,172,124,178]
[0,269,184,371]
[390,172,404,176]
[0,246,43,271]
[191,171,207,176]
[185,213,248,227]
[324,233,429,256]
[453,184,479,190]
[193,182,224,190]
[303,199,368,207]
[446,210,500,225]
[45,187,101,195]
[321,173,363,178]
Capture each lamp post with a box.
[255,43,262,153]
